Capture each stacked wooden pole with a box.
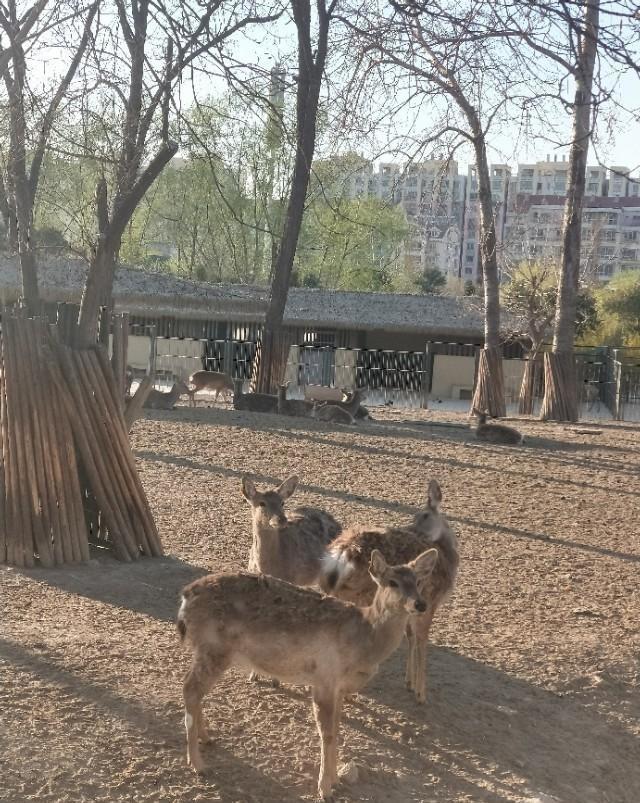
[0,310,162,567]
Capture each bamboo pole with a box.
[76,350,152,557]
[17,317,64,565]
[94,350,164,557]
[4,317,49,566]
[1,325,20,566]
[48,345,134,561]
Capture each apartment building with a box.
[503,192,640,279]
[461,164,511,281]
[334,153,640,286]
[337,157,467,279]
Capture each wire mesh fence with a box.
[122,330,640,421]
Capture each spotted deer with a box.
[472,409,524,445]
[319,479,459,704]
[178,548,438,800]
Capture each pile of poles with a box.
[0,309,162,568]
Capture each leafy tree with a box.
[592,270,640,346]
[295,197,408,291]
[414,268,446,295]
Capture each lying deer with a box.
[143,380,190,410]
[312,402,356,425]
[178,547,438,800]
[319,479,458,704]
[187,371,234,407]
[472,409,524,445]
[277,383,315,418]
[233,378,278,413]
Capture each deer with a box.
[311,402,356,425]
[187,370,234,407]
[241,474,342,686]
[312,388,369,425]
[143,380,190,410]
[472,409,524,445]
[233,378,279,413]
[319,479,459,704]
[241,475,341,587]
[277,382,315,418]
[178,547,438,800]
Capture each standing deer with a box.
[472,409,524,445]
[319,479,459,704]
[143,380,190,410]
[241,475,341,586]
[178,548,438,800]
[187,371,234,407]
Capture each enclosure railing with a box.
[122,330,640,421]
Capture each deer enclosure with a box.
[1,404,638,802]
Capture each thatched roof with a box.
[0,256,490,338]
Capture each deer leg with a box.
[413,609,434,705]
[312,687,340,800]
[405,623,417,691]
[183,653,228,771]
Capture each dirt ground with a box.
[1,403,639,803]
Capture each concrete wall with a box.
[431,355,476,399]
[430,354,526,400]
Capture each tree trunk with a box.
[254,0,331,393]
[77,242,119,348]
[470,132,506,417]
[541,0,599,423]
[518,352,540,415]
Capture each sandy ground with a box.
[1,404,639,803]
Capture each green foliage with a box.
[590,270,640,346]
[414,267,446,294]
[464,280,476,296]
[294,197,409,291]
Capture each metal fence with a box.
[129,331,640,421]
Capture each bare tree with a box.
[339,0,540,416]
[70,0,281,347]
[253,0,338,394]
[0,0,99,314]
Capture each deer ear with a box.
[241,477,257,503]
[369,549,388,583]
[277,475,299,500]
[409,548,438,578]
[427,480,442,511]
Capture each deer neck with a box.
[251,521,283,572]
[361,594,410,664]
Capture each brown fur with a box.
[473,410,524,445]
[177,548,438,799]
[233,379,278,413]
[277,383,315,418]
[186,371,234,408]
[319,479,459,703]
[241,475,341,586]
[143,380,190,410]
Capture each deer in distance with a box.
[187,371,234,407]
[177,547,438,800]
[319,479,459,704]
[472,409,524,445]
[143,380,190,410]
